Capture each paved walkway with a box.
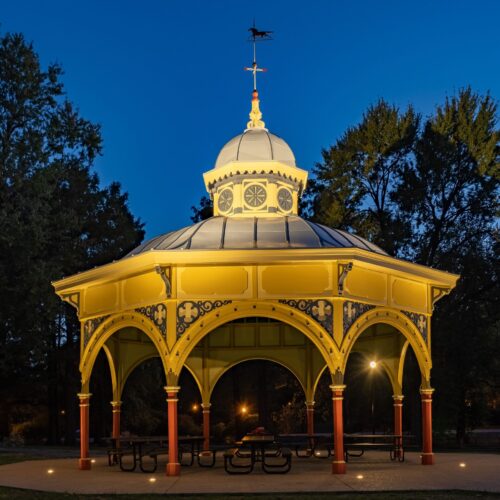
[0,452,499,494]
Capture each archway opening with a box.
[89,350,113,442]
[210,359,305,441]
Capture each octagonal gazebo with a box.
[53,87,458,476]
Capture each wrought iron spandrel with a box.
[401,310,428,342]
[83,315,110,348]
[135,303,167,339]
[342,300,375,336]
[278,299,333,336]
[177,300,232,337]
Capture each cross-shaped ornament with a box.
[346,302,357,320]
[417,315,426,333]
[154,304,166,325]
[244,61,267,91]
[179,302,198,323]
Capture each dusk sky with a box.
[2,0,500,238]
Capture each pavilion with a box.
[52,47,458,476]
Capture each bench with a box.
[262,447,292,474]
[224,447,254,474]
[344,441,403,462]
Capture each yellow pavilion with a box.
[53,72,458,476]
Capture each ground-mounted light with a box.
[459,462,466,468]
[47,469,54,475]
[91,459,96,464]
[149,477,157,483]
[356,474,364,479]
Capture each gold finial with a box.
[247,90,265,129]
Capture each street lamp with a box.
[369,360,377,434]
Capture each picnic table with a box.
[344,433,407,462]
[278,433,333,458]
[107,435,205,472]
[224,434,291,474]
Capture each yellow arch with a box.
[208,356,307,401]
[101,344,118,397]
[340,308,431,381]
[80,312,168,390]
[169,301,339,377]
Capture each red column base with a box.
[166,462,181,476]
[78,458,92,470]
[421,453,434,465]
[332,461,346,474]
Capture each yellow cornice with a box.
[52,247,459,295]
[203,161,308,192]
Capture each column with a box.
[111,400,122,440]
[306,401,315,435]
[78,393,92,470]
[330,384,346,474]
[201,403,211,451]
[420,388,434,465]
[166,386,181,476]
[393,394,404,459]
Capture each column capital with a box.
[77,393,92,400]
[110,400,122,407]
[329,384,346,392]
[420,388,435,396]
[201,403,211,411]
[164,386,181,394]
[305,401,315,408]
[392,394,404,401]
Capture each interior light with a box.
[369,360,377,369]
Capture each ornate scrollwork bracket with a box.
[61,292,80,313]
[431,286,450,311]
[338,262,353,296]
[155,266,172,298]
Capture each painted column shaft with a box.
[306,403,314,435]
[331,385,346,474]
[78,393,91,470]
[393,395,404,459]
[166,387,181,476]
[421,389,434,465]
[202,404,211,451]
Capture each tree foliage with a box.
[0,32,144,443]
[309,88,499,440]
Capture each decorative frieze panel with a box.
[278,299,333,336]
[343,300,375,336]
[136,303,167,339]
[401,310,428,342]
[83,315,109,348]
[177,300,232,337]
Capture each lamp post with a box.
[369,361,377,435]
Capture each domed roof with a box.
[126,216,387,256]
[215,128,296,169]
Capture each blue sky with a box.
[2,0,499,238]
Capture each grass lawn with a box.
[0,488,499,499]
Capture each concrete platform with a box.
[0,451,499,494]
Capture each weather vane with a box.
[244,21,273,91]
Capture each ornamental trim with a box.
[177,300,232,338]
[83,315,110,348]
[278,299,333,336]
[343,300,375,336]
[135,303,167,339]
[401,310,428,342]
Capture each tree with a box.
[309,89,499,441]
[191,195,213,222]
[0,32,144,443]
[308,100,419,256]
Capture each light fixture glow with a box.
[240,406,248,414]
[192,403,199,412]
[91,459,96,464]
[47,469,54,475]
[149,477,157,483]
[356,474,364,479]
[369,360,377,369]
[459,462,466,468]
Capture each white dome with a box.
[215,128,296,169]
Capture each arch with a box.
[312,364,329,401]
[340,308,431,382]
[101,344,118,397]
[80,312,168,391]
[208,356,306,401]
[170,301,339,377]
